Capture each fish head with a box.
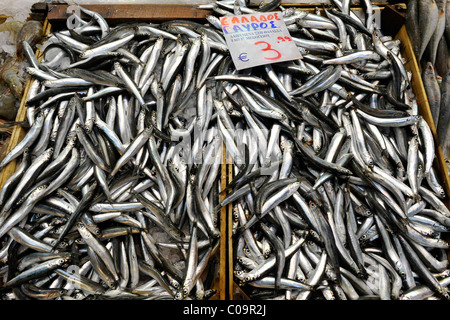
[174,290,184,300]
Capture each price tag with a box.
[220,12,302,70]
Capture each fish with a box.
[434,35,449,78]
[0,55,24,100]
[15,20,43,57]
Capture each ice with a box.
[0,0,39,22]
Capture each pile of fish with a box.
[0,0,448,301]
[201,0,450,300]
[405,0,450,160]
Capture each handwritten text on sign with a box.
[221,12,302,70]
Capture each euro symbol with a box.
[238,52,249,62]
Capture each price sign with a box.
[220,12,302,70]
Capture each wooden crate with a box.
[0,4,228,300]
[46,4,211,28]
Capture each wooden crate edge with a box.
[395,25,450,208]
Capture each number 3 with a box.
[254,41,282,60]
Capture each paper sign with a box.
[220,12,302,70]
